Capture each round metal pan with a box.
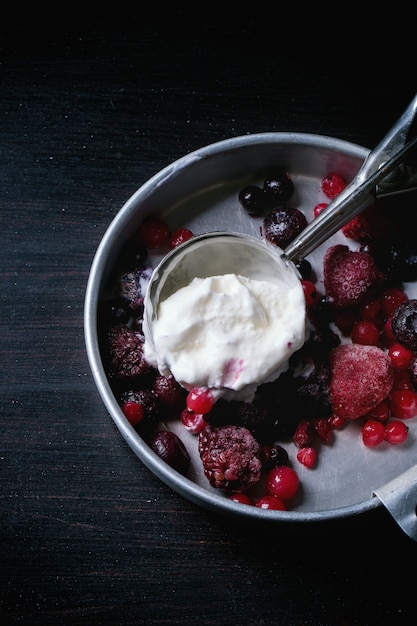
[84,132,417,530]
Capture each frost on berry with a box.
[323,244,383,309]
[329,344,394,420]
[198,425,262,493]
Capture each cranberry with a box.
[361,419,386,447]
[186,388,215,414]
[366,401,390,423]
[149,430,190,475]
[121,400,145,426]
[388,389,417,419]
[180,409,207,434]
[255,495,286,510]
[230,493,253,505]
[388,342,415,370]
[265,466,299,501]
[384,420,409,445]
[351,320,380,346]
[321,172,346,199]
[170,227,194,248]
[380,287,408,318]
[137,216,171,250]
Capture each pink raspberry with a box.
[323,244,383,308]
[329,344,394,420]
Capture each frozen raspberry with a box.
[106,325,151,381]
[323,244,383,308]
[341,202,396,243]
[329,344,394,420]
[262,206,307,249]
[198,425,262,493]
[391,299,417,351]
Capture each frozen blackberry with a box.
[391,299,417,351]
[105,325,151,381]
[294,361,333,420]
[149,430,190,475]
[117,265,152,311]
[98,298,131,331]
[152,374,186,417]
[198,425,262,493]
[235,402,276,444]
[262,207,307,249]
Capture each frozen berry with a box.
[180,409,207,434]
[117,266,152,311]
[230,493,253,505]
[262,207,307,249]
[149,430,190,475]
[265,466,299,501]
[137,216,170,250]
[170,227,194,248]
[391,299,417,351]
[121,400,145,426]
[152,374,185,407]
[186,388,215,414]
[106,325,150,380]
[263,169,294,206]
[384,420,409,445]
[323,244,383,308]
[321,172,346,198]
[361,419,386,447]
[255,495,286,510]
[238,185,268,216]
[388,389,417,419]
[351,320,380,346]
[329,344,393,420]
[198,425,262,493]
[296,446,317,469]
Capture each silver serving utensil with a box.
[283,94,417,264]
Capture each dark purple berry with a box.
[238,185,268,216]
[152,374,186,407]
[391,299,417,351]
[149,430,190,475]
[261,444,289,471]
[263,169,294,206]
[262,207,307,249]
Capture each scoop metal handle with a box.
[283,94,417,263]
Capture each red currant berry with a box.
[351,320,380,346]
[296,446,317,469]
[361,419,386,447]
[255,495,286,510]
[392,368,412,390]
[137,216,170,250]
[265,466,299,500]
[328,414,346,430]
[381,315,395,348]
[313,202,328,217]
[169,227,194,248]
[186,387,215,414]
[388,389,417,419]
[359,298,382,323]
[180,409,207,434]
[301,279,320,308]
[388,342,415,370]
[321,172,346,199]
[366,401,390,423]
[380,287,408,318]
[384,420,409,445]
[230,493,253,505]
[121,401,144,426]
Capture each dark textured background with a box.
[2,7,416,625]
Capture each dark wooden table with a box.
[2,8,417,625]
